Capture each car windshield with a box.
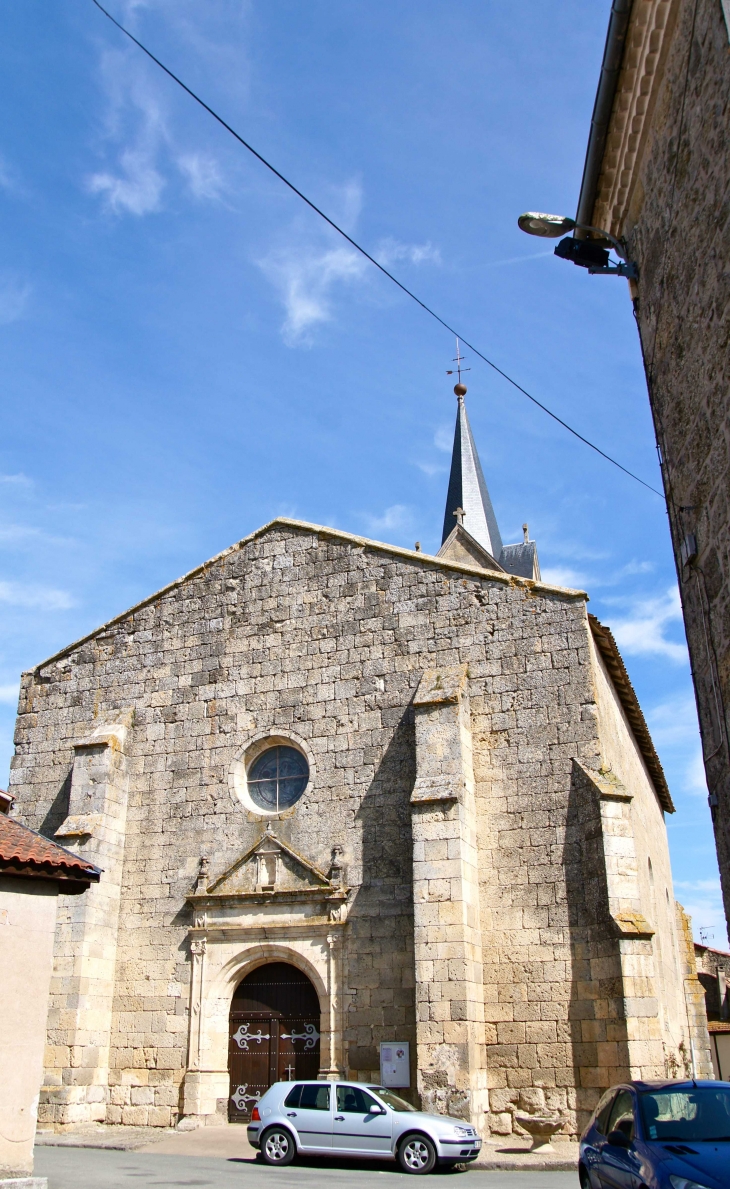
[639,1087,730,1142]
[368,1087,416,1112]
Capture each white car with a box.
[247,1080,482,1174]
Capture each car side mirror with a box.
[607,1129,631,1149]
[371,1106,387,1115]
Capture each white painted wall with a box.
[0,875,58,1178]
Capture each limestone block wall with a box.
[590,635,696,1074]
[40,715,132,1126]
[593,0,730,935]
[8,519,690,1135]
[471,598,605,1138]
[410,665,487,1132]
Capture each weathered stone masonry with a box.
[583,0,730,935]
[9,518,710,1137]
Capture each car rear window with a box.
[300,1084,330,1111]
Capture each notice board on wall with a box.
[380,1042,410,1088]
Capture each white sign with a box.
[380,1041,410,1088]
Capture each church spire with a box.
[441,381,503,559]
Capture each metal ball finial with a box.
[454,383,467,397]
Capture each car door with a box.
[283,1082,333,1151]
[598,1090,641,1189]
[583,1090,618,1189]
[332,1085,393,1155]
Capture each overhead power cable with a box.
[90,0,664,501]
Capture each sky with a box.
[0,0,725,947]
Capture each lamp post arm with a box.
[574,221,627,260]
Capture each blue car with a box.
[579,1080,730,1189]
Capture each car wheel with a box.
[398,1133,437,1174]
[578,1167,591,1189]
[260,1126,296,1166]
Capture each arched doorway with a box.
[228,961,321,1122]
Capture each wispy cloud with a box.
[434,424,453,453]
[646,693,707,798]
[0,474,33,488]
[177,152,225,201]
[87,40,228,217]
[540,566,588,590]
[647,694,700,748]
[0,153,23,197]
[0,273,32,325]
[258,243,367,346]
[605,586,687,663]
[375,238,441,268]
[361,504,413,536]
[673,877,727,946]
[87,54,167,216]
[415,461,448,477]
[0,683,19,706]
[0,581,75,610]
[481,250,554,269]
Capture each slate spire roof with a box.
[441,391,503,558]
[439,386,540,582]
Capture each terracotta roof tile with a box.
[0,814,101,889]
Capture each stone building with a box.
[694,940,730,1077]
[572,0,730,935]
[9,388,711,1140]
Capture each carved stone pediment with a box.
[186,828,348,923]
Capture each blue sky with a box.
[0,0,725,946]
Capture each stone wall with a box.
[8,520,700,1136]
[591,0,730,935]
[695,942,730,1019]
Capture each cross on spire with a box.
[446,337,470,392]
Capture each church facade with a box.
[10,391,711,1139]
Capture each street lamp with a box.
[517,211,637,280]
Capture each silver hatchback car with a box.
[247,1080,482,1174]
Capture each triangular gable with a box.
[204,827,335,897]
[437,523,506,573]
[33,516,586,676]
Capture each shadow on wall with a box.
[564,761,631,1135]
[350,706,417,1097]
[39,772,71,839]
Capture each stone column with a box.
[578,762,713,1082]
[410,665,487,1133]
[42,712,133,1128]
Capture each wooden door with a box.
[228,962,321,1122]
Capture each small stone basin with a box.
[513,1112,565,1151]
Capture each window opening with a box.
[247,745,309,813]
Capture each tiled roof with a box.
[0,814,101,891]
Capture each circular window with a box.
[247,745,309,813]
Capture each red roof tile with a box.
[0,814,101,891]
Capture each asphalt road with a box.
[35,1147,578,1189]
